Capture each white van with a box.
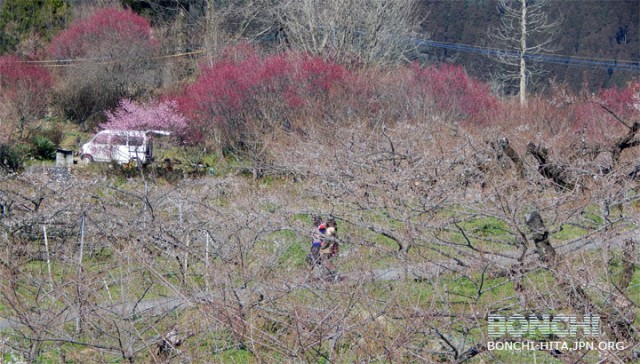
[80,130,166,165]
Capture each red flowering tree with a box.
[101,99,187,135]
[572,81,640,142]
[0,55,52,142]
[410,63,499,124]
[175,45,349,148]
[47,7,158,126]
[598,81,640,121]
[48,7,154,60]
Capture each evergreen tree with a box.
[0,0,70,54]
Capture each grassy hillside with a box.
[0,116,638,363]
[418,0,639,91]
[0,2,638,362]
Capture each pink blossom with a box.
[101,99,187,135]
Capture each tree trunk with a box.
[524,211,556,266]
[519,0,527,106]
[204,0,218,66]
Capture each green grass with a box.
[628,269,640,314]
[278,240,308,269]
[193,330,260,363]
[457,216,509,238]
[552,223,588,241]
[15,254,182,309]
[2,352,27,364]
[409,274,516,310]
[211,348,255,363]
[255,229,308,269]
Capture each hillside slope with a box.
[418,0,639,92]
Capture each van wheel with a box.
[81,155,93,164]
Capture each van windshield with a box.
[94,133,110,144]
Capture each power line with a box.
[3,37,638,72]
[413,38,640,72]
[3,49,205,66]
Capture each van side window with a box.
[129,136,144,146]
[94,133,110,144]
[112,135,127,145]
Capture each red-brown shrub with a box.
[570,81,639,142]
[47,7,158,125]
[0,55,52,141]
[173,44,503,149]
[175,45,351,147]
[410,63,499,124]
[47,7,155,59]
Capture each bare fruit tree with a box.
[271,0,423,65]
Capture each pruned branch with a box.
[526,143,575,190]
[611,121,640,166]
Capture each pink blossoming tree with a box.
[101,99,187,136]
